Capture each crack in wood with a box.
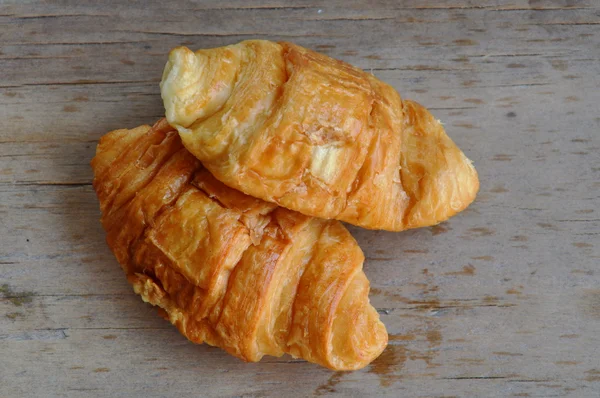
[4,13,111,20]
[528,22,600,26]
[444,376,510,380]
[110,29,343,38]
[5,182,92,187]
[298,17,396,22]
[0,80,159,89]
[5,40,157,46]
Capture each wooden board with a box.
[1,0,599,396]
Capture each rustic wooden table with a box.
[1,1,599,397]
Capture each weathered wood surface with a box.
[1,0,599,397]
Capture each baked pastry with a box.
[160,40,479,231]
[91,119,387,370]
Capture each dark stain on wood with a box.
[464,98,484,104]
[467,227,495,237]
[584,369,600,382]
[537,222,558,230]
[444,264,476,276]
[4,92,17,97]
[368,345,405,387]
[102,335,117,340]
[389,334,416,341]
[507,63,526,69]
[510,235,529,242]
[365,54,381,60]
[0,284,34,307]
[63,105,79,113]
[454,123,475,129]
[462,80,480,87]
[492,154,514,161]
[73,95,89,102]
[491,185,509,193]
[573,242,592,248]
[559,334,580,339]
[565,96,580,102]
[371,289,441,309]
[314,372,345,396]
[426,330,442,347]
[550,60,568,71]
[120,58,135,65]
[431,223,452,236]
[471,255,494,261]
[506,112,517,118]
[412,89,428,93]
[555,361,580,365]
[493,351,523,357]
[579,289,600,320]
[452,55,470,62]
[506,288,522,295]
[93,368,110,373]
[6,312,24,320]
[571,269,593,275]
[484,296,500,304]
[454,39,478,46]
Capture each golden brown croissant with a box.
[160,40,479,231]
[91,119,387,370]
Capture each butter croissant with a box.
[91,119,387,370]
[160,40,479,231]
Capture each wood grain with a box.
[1,0,599,397]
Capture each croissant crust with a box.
[91,120,387,370]
[161,40,479,231]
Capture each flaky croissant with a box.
[160,40,479,231]
[91,119,387,370]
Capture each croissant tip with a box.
[168,45,193,57]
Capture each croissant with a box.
[160,40,479,231]
[91,119,387,370]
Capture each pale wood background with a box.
[1,1,599,397]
